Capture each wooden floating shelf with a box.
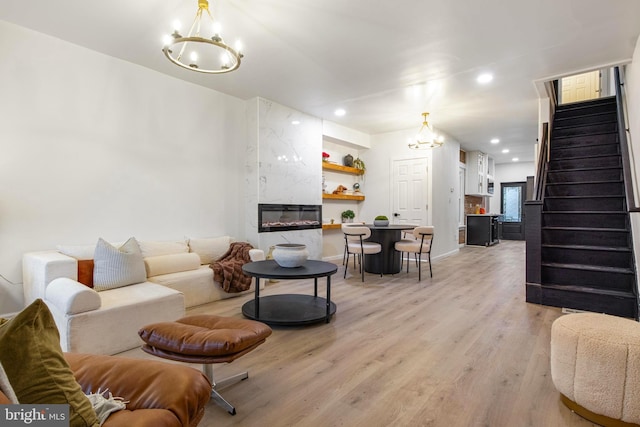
[322,162,365,175]
[322,193,365,201]
[322,223,342,230]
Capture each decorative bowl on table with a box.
[373,216,389,226]
[272,243,309,268]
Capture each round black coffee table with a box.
[241,260,338,326]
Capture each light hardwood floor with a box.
[122,240,597,427]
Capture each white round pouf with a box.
[272,244,308,268]
[550,313,640,426]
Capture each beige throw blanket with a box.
[211,242,254,293]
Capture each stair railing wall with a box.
[615,66,640,212]
[533,79,557,202]
[525,122,548,298]
[525,86,554,301]
[534,122,550,201]
[615,66,640,318]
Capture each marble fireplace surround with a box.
[245,98,323,260]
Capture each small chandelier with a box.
[408,112,444,149]
[163,0,243,74]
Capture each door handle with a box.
[393,213,400,217]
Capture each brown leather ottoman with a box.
[139,315,272,415]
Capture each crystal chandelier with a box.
[408,112,444,149]
[163,0,243,74]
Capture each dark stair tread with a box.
[556,97,616,108]
[545,180,623,185]
[542,244,631,252]
[551,143,618,151]
[542,262,634,275]
[542,226,628,232]
[538,283,636,299]
[555,99,617,113]
[549,140,620,152]
[553,119,618,130]
[552,131,618,140]
[551,149,620,155]
[542,195,624,199]
[554,121,617,130]
[555,111,617,121]
[549,153,620,161]
[543,211,626,214]
[547,166,622,172]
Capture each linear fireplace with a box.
[258,204,322,233]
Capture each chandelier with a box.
[163,0,243,74]
[408,112,444,149]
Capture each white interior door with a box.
[560,70,601,104]
[392,157,429,225]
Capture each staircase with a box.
[539,96,638,318]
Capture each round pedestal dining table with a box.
[362,224,418,274]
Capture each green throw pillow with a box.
[0,299,99,427]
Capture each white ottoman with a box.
[551,313,640,426]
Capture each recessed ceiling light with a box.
[334,108,346,117]
[502,149,510,153]
[512,157,519,162]
[477,73,493,84]
[291,120,300,125]
[490,138,500,144]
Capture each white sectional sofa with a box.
[22,236,265,355]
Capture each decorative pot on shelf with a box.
[343,154,354,167]
[272,243,309,268]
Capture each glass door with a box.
[501,182,526,240]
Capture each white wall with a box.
[361,128,462,259]
[0,21,247,314]
[487,162,535,213]
[626,35,640,201]
[323,121,371,149]
[624,34,640,298]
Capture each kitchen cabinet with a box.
[466,214,500,246]
[465,151,494,196]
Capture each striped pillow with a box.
[93,237,146,291]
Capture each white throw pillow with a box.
[93,237,146,291]
[188,236,231,265]
[144,253,201,277]
[137,240,189,258]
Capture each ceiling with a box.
[1,0,640,163]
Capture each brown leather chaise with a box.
[139,314,272,416]
[67,352,212,427]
